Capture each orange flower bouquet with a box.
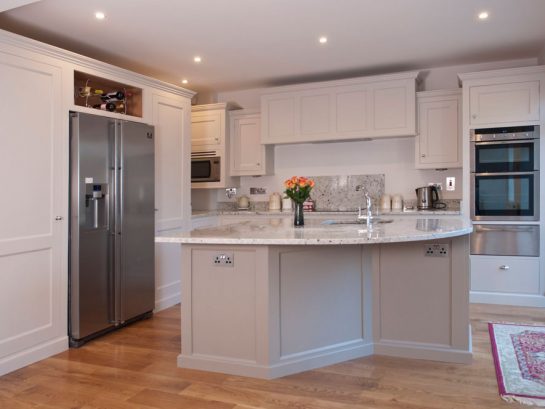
[283,176,315,226]
[284,176,315,203]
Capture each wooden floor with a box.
[1,304,544,409]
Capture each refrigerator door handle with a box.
[107,121,117,324]
[114,121,123,324]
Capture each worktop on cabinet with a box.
[157,216,472,246]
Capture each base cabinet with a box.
[471,255,540,295]
[415,90,461,169]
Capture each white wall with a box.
[539,45,545,65]
[191,58,538,210]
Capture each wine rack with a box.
[74,71,143,118]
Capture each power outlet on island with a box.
[424,244,449,257]
[213,253,234,266]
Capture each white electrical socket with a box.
[446,177,455,191]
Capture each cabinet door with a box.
[153,94,191,231]
[191,110,224,148]
[416,93,461,169]
[469,81,540,125]
[261,94,298,144]
[0,52,66,371]
[371,80,416,137]
[231,114,265,175]
[152,93,191,312]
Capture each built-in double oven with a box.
[471,126,540,221]
[470,125,540,258]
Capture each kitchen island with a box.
[157,216,473,379]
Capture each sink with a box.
[322,218,393,225]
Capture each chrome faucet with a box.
[356,185,374,227]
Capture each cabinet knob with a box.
[499,265,510,270]
[55,216,63,221]
[256,162,261,166]
[421,154,426,158]
[472,114,477,119]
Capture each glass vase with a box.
[294,201,304,227]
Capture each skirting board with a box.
[154,292,181,312]
[178,341,374,379]
[374,341,472,364]
[470,291,545,308]
[0,336,68,376]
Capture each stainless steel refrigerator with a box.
[69,112,155,347]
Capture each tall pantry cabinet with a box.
[0,29,194,376]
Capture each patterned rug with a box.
[489,323,545,406]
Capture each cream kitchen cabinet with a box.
[0,28,195,376]
[192,103,240,189]
[230,110,274,176]
[468,81,539,126]
[459,66,544,127]
[191,104,226,149]
[261,71,419,144]
[415,90,461,169]
[0,46,66,376]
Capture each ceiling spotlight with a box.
[319,36,328,44]
[194,56,202,63]
[95,11,105,20]
[182,79,189,84]
[478,11,489,20]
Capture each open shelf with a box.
[74,71,143,118]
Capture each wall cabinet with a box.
[468,81,540,126]
[191,103,240,189]
[261,71,419,144]
[415,90,461,169]
[191,107,224,148]
[230,111,274,176]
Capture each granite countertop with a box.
[158,216,472,245]
[191,208,461,218]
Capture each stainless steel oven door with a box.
[471,171,539,221]
[470,139,539,173]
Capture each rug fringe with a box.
[502,395,545,407]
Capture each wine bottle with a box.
[100,91,125,101]
[93,102,116,112]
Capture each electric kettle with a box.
[415,186,439,210]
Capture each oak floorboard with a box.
[1,303,544,408]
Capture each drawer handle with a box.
[499,265,510,270]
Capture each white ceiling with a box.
[0,0,544,95]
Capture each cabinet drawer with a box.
[471,255,540,294]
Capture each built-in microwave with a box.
[191,151,221,183]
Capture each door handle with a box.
[499,265,510,270]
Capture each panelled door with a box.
[0,51,65,371]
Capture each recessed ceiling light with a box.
[319,36,328,44]
[182,79,189,85]
[478,11,489,20]
[95,11,105,20]
[193,56,202,63]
